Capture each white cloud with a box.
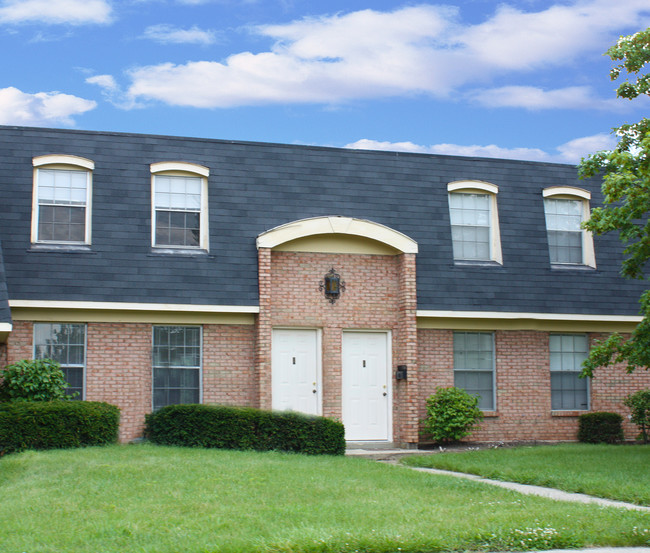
[468,85,622,111]
[142,24,217,45]
[0,86,96,125]
[104,0,650,109]
[0,0,113,25]
[345,134,616,164]
[556,133,616,162]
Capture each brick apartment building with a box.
[0,125,648,446]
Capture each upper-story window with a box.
[32,155,93,245]
[448,181,502,263]
[543,187,595,268]
[151,162,209,250]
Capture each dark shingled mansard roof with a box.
[0,125,646,316]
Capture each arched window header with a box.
[150,161,209,178]
[542,186,591,200]
[33,155,94,171]
[448,180,499,195]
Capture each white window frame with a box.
[549,333,590,411]
[453,331,496,411]
[543,186,595,268]
[151,162,209,251]
[448,181,502,264]
[33,322,87,399]
[151,325,203,411]
[32,155,94,245]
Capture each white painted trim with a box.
[448,180,499,195]
[150,162,209,177]
[33,155,94,171]
[9,299,259,314]
[543,186,591,200]
[32,166,92,245]
[448,184,502,264]
[416,309,642,322]
[256,216,418,254]
[151,170,210,251]
[0,323,12,332]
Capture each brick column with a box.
[256,247,272,409]
[395,253,419,445]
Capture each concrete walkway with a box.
[346,447,650,553]
[408,466,650,512]
[347,447,650,511]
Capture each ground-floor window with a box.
[550,334,589,410]
[453,331,495,410]
[33,322,85,399]
[152,325,201,410]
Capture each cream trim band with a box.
[9,300,259,314]
[417,309,641,323]
[256,216,418,253]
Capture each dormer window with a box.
[543,187,595,268]
[151,162,209,250]
[32,155,93,245]
[448,181,502,264]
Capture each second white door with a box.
[342,331,391,441]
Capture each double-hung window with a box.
[34,322,86,399]
[550,334,589,410]
[152,325,202,410]
[453,331,495,410]
[543,187,595,267]
[448,181,502,263]
[32,155,93,244]
[151,162,209,250]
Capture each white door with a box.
[272,329,321,415]
[342,332,391,441]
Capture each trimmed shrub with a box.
[624,389,650,443]
[0,401,120,455]
[423,387,483,444]
[145,404,345,455]
[578,411,624,444]
[0,359,72,402]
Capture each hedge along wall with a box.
[145,404,346,455]
[0,401,120,455]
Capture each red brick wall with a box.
[417,328,650,442]
[4,320,257,442]
[260,249,418,443]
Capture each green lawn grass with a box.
[1,444,649,552]
[403,443,650,506]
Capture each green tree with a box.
[580,28,650,377]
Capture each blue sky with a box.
[1,0,649,163]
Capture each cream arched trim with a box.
[33,155,94,171]
[448,180,498,195]
[256,216,418,254]
[543,186,590,200]
[543,186,595,268]
[150,161,209,177]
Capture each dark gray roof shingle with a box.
[0,125,646,316]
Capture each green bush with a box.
[423,387,483,444]
[0,359,73,402]
[624,389,650,443]
[578,412,624,444]
[145,404,345,455]
[0,401,120,455]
